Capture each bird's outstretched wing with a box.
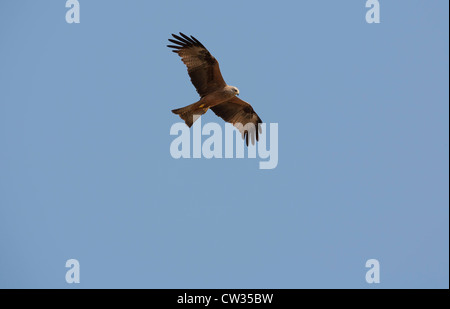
[211,97,263,146]
[167,33,227,98]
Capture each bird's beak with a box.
[237,92,240,96]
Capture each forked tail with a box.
[172,102,208,127]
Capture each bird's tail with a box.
[172,102,208,127]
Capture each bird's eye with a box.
[234,89,237,92]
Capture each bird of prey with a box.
[167,32,262,146]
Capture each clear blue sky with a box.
[0,1,448,288]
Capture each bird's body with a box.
[172,86,239,125]
[167,32,262,145]
[202,85,241,107]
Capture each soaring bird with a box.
[167,32,262,146]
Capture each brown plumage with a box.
[167,32,262,146]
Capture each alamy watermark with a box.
[65,259,80,284]
[65,0,80,24]
[365,259,380,284]
[169,116,278,170]
[365,0,380,24]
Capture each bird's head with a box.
[230,86,240,96]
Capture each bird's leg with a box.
[198,104,209,112]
